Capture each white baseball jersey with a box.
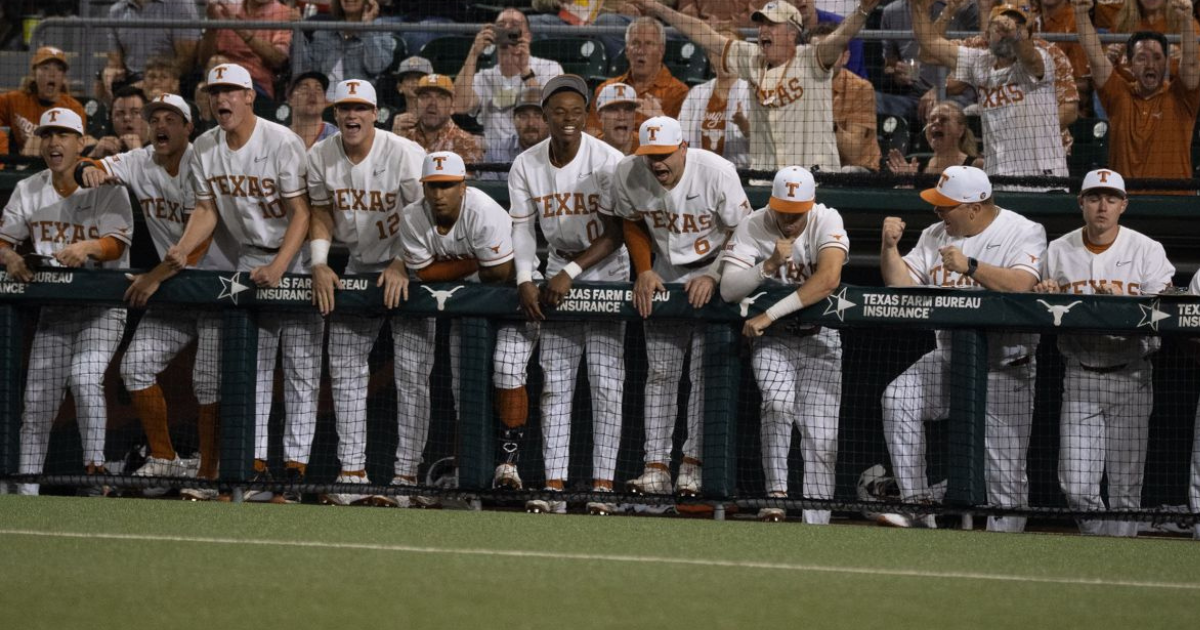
[608,148,750,281]
[190,117,308,252]
[1045,226,1174,366]
[400,186,514,271]
[307,130,424,272]
[98,145,234,271]
[903,207,1047,365]
[722,40,839,172]
[0,172,133,268]
[954,46,1067,178]
[723,203,849,284]
[508,133,629,281]
[1191,270,1200,295]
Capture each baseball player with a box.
[880,165,1046,532]
[1033,169,1174,537]
[607,116,750,497]
[166,63,320,503]
[77,93,236,499]
[306,79,432,506]
[495,75,630,515]
[720,166,847,524]
[400,150,516,497]
[0,108,134,496]
[1190,270,1200,540]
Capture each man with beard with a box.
[402,74,484,165]
[88,86,151,159]
[0,108,134,497]
[634,0,878,172]
[481,88,549,180]
[913,0,1068,181]
[1074,0,1199,185]
[0,47,88,157]
[593,82,640,156]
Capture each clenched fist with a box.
[882,216,906,248]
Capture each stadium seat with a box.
[80,98,109,138]
[253,98,288,124]
[877,114,911,157]
[531,38,609,86]
[419,36,494,78]
[1067,118,1109,173]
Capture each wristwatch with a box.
[966,257,979,277]
[521,70,536,82]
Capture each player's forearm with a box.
[178,202,219,253]
[416,258,480,281]
[973,263,1037,293]
[720,262,764,303]
[275,198,311,269]
[572,219,622,273]
[513,220,538,284]
[0,243,21,267]
[308,203,335,242]
[880,247,916,287]
[146,259,182,284]
[479,260,515,284]
[623,219,654,275]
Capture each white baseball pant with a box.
[18,306,127,494]
[327,313,435,473]
[642,320,705,466]
[753,327,842,525]
[1058,362,1151,537]
[120,309,223,405]
[881,348,1035,533]
[1190,400,1200,540]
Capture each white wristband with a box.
[516,270,533,285]
[310,239,331,267]
[764,292,804,322]
[563,262,583,279]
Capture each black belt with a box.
[551,248,583,261]
[1006,355,1032,368]
[248,244,281,254]
[1079,362,1128,374]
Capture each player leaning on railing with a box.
[0,108,134,497]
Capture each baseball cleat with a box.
[79,464,111,498]
[758,507,786,523]
[180,487,219,501]
[626,467,672,495]
[586,488,618,516]
[525,489,566,514]
[243,467,275,502]
[675,461,702,497]
[320,473,371,506]
[272,467,305,504]
[380,476,438,508]
[134,456,190,478]
[493,463,523,490]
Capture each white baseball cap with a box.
[769,166,816,214]
[1079,168,1127,198]
[35,107,84,136]
[752,1,805,30]
[143,93,192,123]
[635,116,683,156]
[920,165,992,206]
[332,79,377,107]
[596,82,638,111]
[421,151,466,182]
[206,63,254,91]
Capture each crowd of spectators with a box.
[0,0,1197,185]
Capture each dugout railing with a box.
[2,269,1199,529]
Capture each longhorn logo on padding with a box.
[1037,299,1082,327]
[739,292,767,317]
[423,285,465,311]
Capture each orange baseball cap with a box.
[31,46,68,70]
[416,74,454,96]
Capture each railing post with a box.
[456,317,495,491]
[219,309,258,485]
[701,323,740,499]
[946,329,988,506]
[0,305,21,475]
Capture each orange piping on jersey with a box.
[186,237,214,267]
[623,219,653,274]
[94,236,126,262]
[417,258,480,281]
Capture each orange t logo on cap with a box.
[785,182,800,197]
[432,156,447,170]
[939,173,950,189]
[215,66,226,80]
[48,110,59,122]
[615,85,627,97]
[646,126,660,141]
[1097,170,1111,182]
[347,81,359,95]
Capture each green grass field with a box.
[1,496,1198,629]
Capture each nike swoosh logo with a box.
[578,171,592,179]
[686,194,700,200]
[254,156,268,163]
[986,244,1001,249]
[373,168,387,176]
[1116,260,1132,266]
